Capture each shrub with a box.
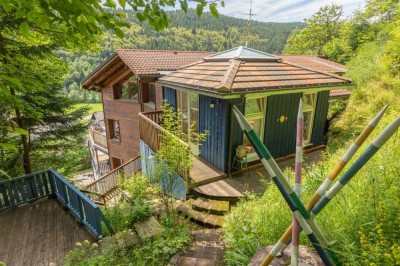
[101,201,152,235]
[65,225,191,266]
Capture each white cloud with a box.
[216,0,366,22]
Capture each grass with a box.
[73,103,103,115]
[223,82,400,265]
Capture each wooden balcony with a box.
[138,111,225,187]
[89,127,108,150]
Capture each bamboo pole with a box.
[291,99,303,266]
[232,105,334,266]
[262,103,390,265]
[311,115,400,217]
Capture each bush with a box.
[121,173,159,201]
[101,201,152,235]
[65,226,191,266]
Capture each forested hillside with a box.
[63,9,303,102]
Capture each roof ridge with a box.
[216,59,241,92]
[282,61,352,82]
[177,60,204,70]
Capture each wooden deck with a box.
[190,157,226,187]
[192,149,324,200]
[193,179,245,200]
[0,199,94,266]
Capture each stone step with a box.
[176,256,218,266]
[191,229,223,242]
[178,201,224,228]
[192,197,230,215]
[185,246,225,260]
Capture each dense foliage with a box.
[66,172,192,266]
[62,9,303,102]
[224,1,400,265]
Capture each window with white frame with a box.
[302,93,317,145]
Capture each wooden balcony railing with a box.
[90,127,108,148]
[83,156,142,205]
[0,169,114,239]
[138,111,190,180]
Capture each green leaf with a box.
[118,0,126,8]
[16,9,26,19]
[7,126,28,135]
[104,0,117,8]
[136,12,146,22]
[209,3,219,18]
[196,4,203,17]
[0,75,23,87]
[115,28,124,38]
[180,1,188,12]
[19,22,30,35]
[221,1,225,8]
[0,143,18,151]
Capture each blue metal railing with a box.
[0,169,114,239]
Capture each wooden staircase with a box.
[82,156,141,205]
[177,197,229,228]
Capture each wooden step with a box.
[178,201,224,228]
[192,197,229,215]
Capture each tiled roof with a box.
[159,59,352,94]
[116,49,214,75]
[329,89,352,98]
[279,55,347,74]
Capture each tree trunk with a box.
[1,28,32,174]
[10,88,33,174]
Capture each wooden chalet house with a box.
[139,47,352,199]
[81,49,213,177]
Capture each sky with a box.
[192,0,367,22]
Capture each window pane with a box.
[119,82,138,100]
[178,91,189,134]
[245,98,265,114]
[303,111,313,143]
[189,94,199,133]
[303,93,315,107]
[243,118,263,154]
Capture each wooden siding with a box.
[199,95,230,172]
[163,87,177,110]
[227,99,245,172]
[311,91,330,146]
[264,93,302,158]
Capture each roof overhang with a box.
[158,80,354,99]
[81,54,134,91]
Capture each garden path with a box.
[169,229,226,266]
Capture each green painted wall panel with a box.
[264,93,302,158]
[311,91,330,146]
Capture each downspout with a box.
[227,95,245,178]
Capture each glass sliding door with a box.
[243,97,266,161]
[177,91,199,154]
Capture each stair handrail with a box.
[84,155,141,198]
